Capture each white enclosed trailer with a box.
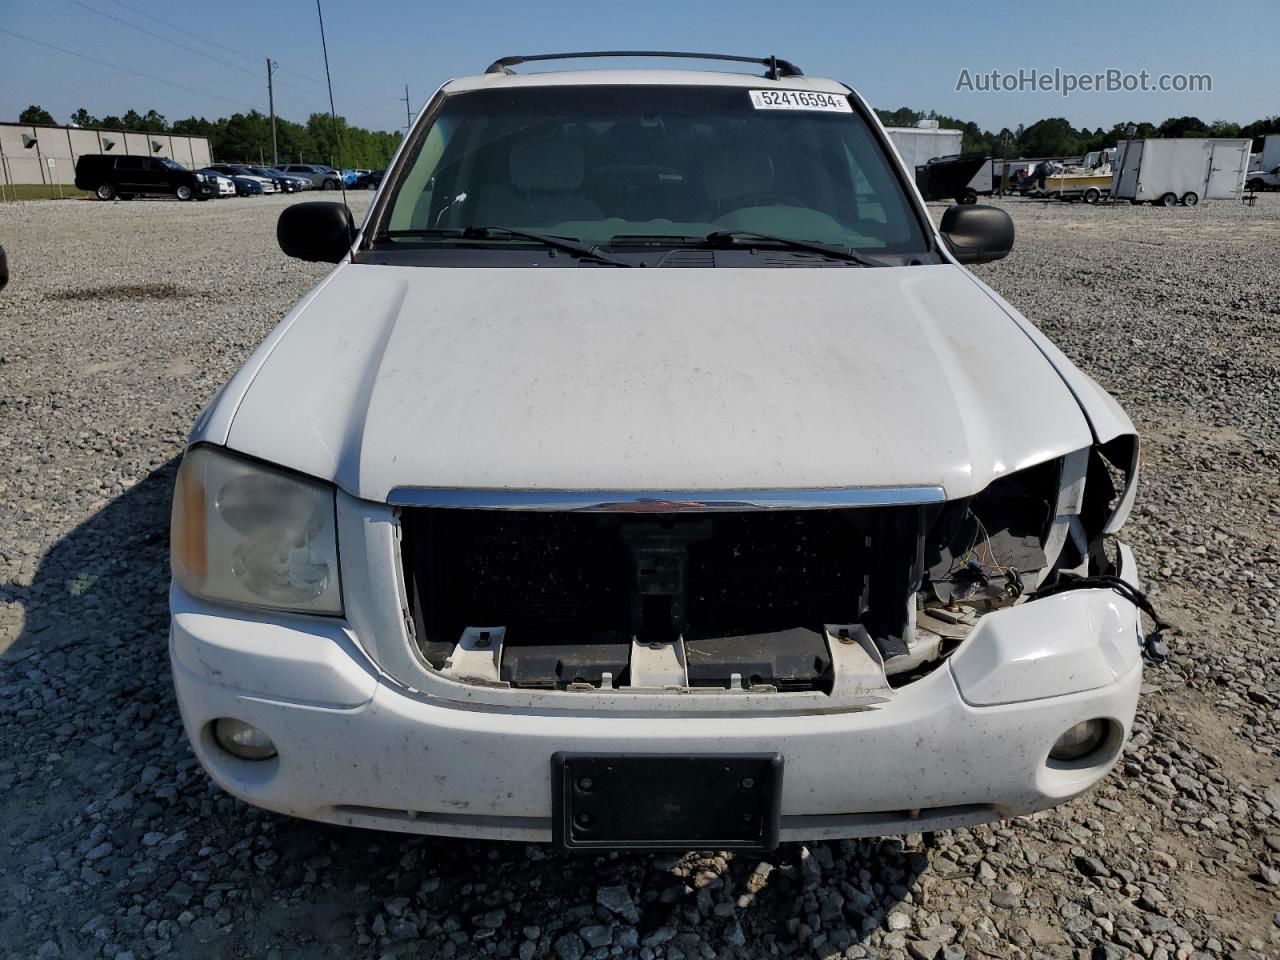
[883,121,964,173]
[1110,138,1251,205]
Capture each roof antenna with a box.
[314,0,353,247]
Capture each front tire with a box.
[95,183,116,201]
[1158,192,1178,207]
[176,184,194,201]
[957,189,978,205]
[323,178,338,190]
[1083,188,1101,204]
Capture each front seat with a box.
[473,134,603,227]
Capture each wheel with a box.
[1083,188,1101,204]
[1246,179,1263,192]
[957,189,978,205]
[1180,192,1199,207]
[175,184,193,201]
[323,178,338,190]
[95,183,116,201]
[1158,192,1178,207]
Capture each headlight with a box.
[171,446,342,614]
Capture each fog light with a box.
[213,718,277,761]
[1049,719,1109,762]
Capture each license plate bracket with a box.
[552,753,783,850]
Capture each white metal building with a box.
[0,122,212,188]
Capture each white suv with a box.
[169,52,1146,850]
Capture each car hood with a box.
[222,264,1093,502]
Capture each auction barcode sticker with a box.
[749,90,851,112]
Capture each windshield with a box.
[160,158,186,171]
[378,85,928,254]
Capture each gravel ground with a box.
[2,192,1279,960]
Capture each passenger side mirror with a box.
[277,201,354,263]
[939,204,1014,264]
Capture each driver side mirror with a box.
[278,201,354,263]
[939,204,1014,264]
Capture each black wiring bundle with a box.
[1032,574,1173,661]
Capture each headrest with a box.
[703,150,775,202]
[509,135,584,192]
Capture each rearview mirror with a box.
[277,201,354,263]
[939,205,1014,264]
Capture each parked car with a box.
[261,167,312,191]
[247,166,302,192]
[353,169,384,189]
[172,52,1146,851]
[1246,165,1280,191]
[279,163,342,190]
[206,164,278,194]
[75,154,216,201]
[197,169,238,198]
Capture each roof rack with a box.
[484,51,804,80]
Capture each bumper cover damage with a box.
[170,544,1143,843]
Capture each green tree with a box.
[1017,117,1084,158]
[1157,116,1208,138]
[70,107,99,127]
[19,104,56,125]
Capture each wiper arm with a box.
[702,230,879,266]
[379,226,630,266]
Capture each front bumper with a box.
[170,546,1144,844]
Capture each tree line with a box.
[874,106,1280,159]
[17,104,401,169]
[18,102,1280,166]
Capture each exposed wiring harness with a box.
[934,513,1024,599]
[1032,574,1173,662]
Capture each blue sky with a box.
[2,0,1276,133]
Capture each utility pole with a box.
[266,58,279,166]
[400,84,412,132]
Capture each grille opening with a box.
[400,506,926,692]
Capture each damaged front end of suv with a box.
[169,57,1154,848]
[396,435,1142,704]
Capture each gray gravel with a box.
[2,192,1279,959]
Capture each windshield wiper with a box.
[702,230,880,266]
[378,226,630,266]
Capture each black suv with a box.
[74,154,215,201]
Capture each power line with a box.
[61,0,263,81]
[103,0,260,67]
[96,0,387,114]
[0,27,259,111]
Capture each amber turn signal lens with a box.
[171,455,208,580]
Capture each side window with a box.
[389,117,458,231]
[145,158,165,172]
[117,156,143,170]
